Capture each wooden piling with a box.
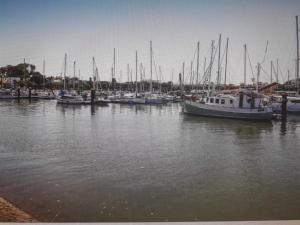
[28,88,31,101]
[282,93,287,120]
[17,88,20,102]
[91,89,95,105]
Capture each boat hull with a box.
[184,101,274,121]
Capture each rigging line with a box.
[200,43,218,85]
[246,48,255,80]
[278,63,286,83]
[260,66,271,81]
[191,43,198,66]
[260,41,269,65]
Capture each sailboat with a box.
[57,54,85,104]
[270,16,300,114]
[145,41,164,104]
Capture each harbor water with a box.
[0,100,300,222]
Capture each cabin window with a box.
[215,98,220,104]
[230,99,233,104]
[210,98,214,103]
[206,98,209,103]
[221,99,225,104]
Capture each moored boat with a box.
[184,91,274,120]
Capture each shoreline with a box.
[0,197,38,222]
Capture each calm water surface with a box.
[0,100,300,222]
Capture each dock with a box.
[0,197,37,222]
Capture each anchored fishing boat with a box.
[184,91,274,120]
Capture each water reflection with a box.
[182,114,273,138]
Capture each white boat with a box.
[31,90,55,100]
[56,90,86,104]
[0,89,15,99]
[271,95,300,114]
[184,91,274,120]
[145,93,164,104]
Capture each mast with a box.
[182,62,185,88]
[150,40,153,94]
[127,64,130,91]
[196,41,200,92]
[208,40,214,95]
[190,61,193,90]
[64,53,67,90]
[296,15,299,92]
[23,58,26,86]
[92,57,95,90]
[43,60,45,90]
[73,60,76,90]
[140,63,143,92]
[270,60,273,83]
[135,50,138,96]
[257,63,260,92]
[244,44,247,86]
[276,58,279,83]
[159,66,162,94]
[224,38,229,86]
[95,68,99,92]
[288,69,290,90]
[217,34,221,88]
[79,69,82,91]
[113,48,116,81]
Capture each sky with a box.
[0,0,299,84]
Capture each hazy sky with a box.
[0,0,299,84]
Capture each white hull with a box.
[184,101,274,120]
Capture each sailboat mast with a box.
[190,61,193,90]
[276,59,279,83]
[182,62,185,88]
[257,63,260,92]
[23,58,26,85]
[95,68,99,92]
[127,64,130,91]
[208,40,214,94]
[64,53,67,90]
[217,34,221,87]
[92,57,95,90]
[150,40,153,94]
[43,60,45,90]
[244,44,247,86]
[196,41,199,92]
[224,38,229,86]
[140,63,143,92]
[73,60,76,90]
[270,60,273,83]
[135,51,138,95]
[296,15,299,92]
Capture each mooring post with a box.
[28,87,32,102]
[91,89,95,105]
[17,88,20,102]
[281,93,287,120]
